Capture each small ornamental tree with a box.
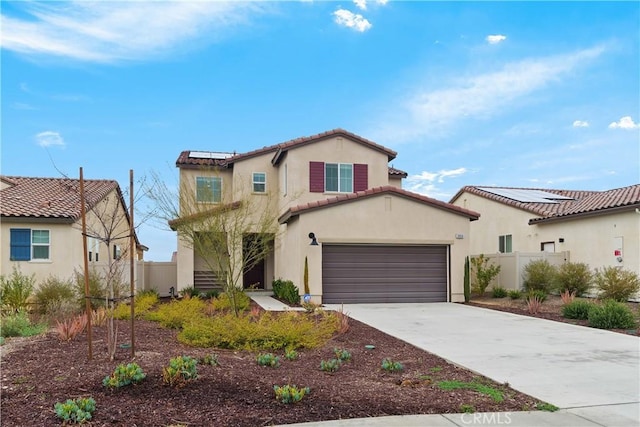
[470,254,501,296]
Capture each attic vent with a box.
[188,151,233,160]
[478,188,574,204]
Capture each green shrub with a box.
[257,353,280,367]
[103,363,146,388]
[211,290,250,312]
[54,397,96,424]
[203,289,220,299]
[522,260,557,293]
[491,286,508,298]
[594,267,640,302]
[334,348,352,361]
[179,286,200,298]
[274,384,310,404]
[320,359,341,372]
[272,279,300,305]
[526,289,547,303]
[537,402,559,412]
[162,356,198,387]
[145,297,207,328]
[0,267,35,312]
[178,311,339,350]
[437,380,503,402]
[381,358,403,372]
[554,262,593,296]
[113,292,159,320]
[470,255,501,296]
[561,300,594,320]
[33,275,77,315]
[200,353,220,366]
[74,268,108,310]
[0,310,48,338]
[508,290,522,300]
[464,256,471,302]
[588,300,636,329]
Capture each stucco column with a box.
[306,241,323,304]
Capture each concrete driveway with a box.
[330,303,640,424]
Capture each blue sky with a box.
[1,1,639,261]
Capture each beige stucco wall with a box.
[275,194,472,303]
[1,188,133,287]
[452,191,640,276]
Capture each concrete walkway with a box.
[251,296,640,427]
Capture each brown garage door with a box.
[322,245,448,304]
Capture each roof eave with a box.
[529,203,640,225]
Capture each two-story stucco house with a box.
[1,176,146,286]
[450,185,640,276]
[173,129,479,304]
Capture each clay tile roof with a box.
[388,166,408,178]
[450,184,640,223]
[1,176,119,222]
[278,186,480,224]
[175,128,398,168]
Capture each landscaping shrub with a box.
[491,286,508,298]
[0,267,35,312]
[526,289,547,303]
[320,359,341,372]
[179,286,200,298]
[522,260,557,293]
[74,268,108,310]
[145,297,207,328]
[464,256,471,302]
[334,348,352,361]
[162,356,198,387]
[256,353,280,367]
[437,380,503,403]
[274,384,310,403]
[200,353,220,366]
[103,363,146,388]
[560,289,576,305]
[561,300,593,320]
[178,311,339,350]
[211,290,250,312]
[272,279,300,305]
[54,397,96,424]
[33,275,77,315]
[0,310,47,338]
[594,266,640,302]
[113,291,159,320]
[554,262,592,296]
[284,348,299,360]
[587,300,636,329]
[381,358,403,372]
[470,254,501,296]
[508,290,522,300]
[54,313,87,341]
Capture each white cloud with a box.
[486,34,507,44]
[376,0,389,4]
[608,116,639,130]
[405,168,467,199]
[35,131,65,148]
[573,120,589,128]
[372,45,606,142]
[0,2,267,63]
[354,0,368,11]
[333,9,372,32]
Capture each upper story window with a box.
[196,176,221,203]
[10,228,50,261]
[310,162,368,193]
[253,172,266,193]
[499,234,512,253]
[325,163,353,193]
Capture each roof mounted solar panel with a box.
[188,151,233,160]
[478,187,574,204]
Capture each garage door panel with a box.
[322,244,447,304]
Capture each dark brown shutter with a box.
[309,161,325,193]
[354,163,368,192]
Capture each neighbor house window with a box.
[196,176,221,203]
[9,228,49,261]
[252,172,266,193]
[499,234,512,253]
[325,163,353,193]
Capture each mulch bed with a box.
[1,308,544,427]
[466,296,640,336]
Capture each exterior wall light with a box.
[309,232,318,246]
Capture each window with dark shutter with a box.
[10,229,31,261]
[309,161,325,193]
[354,164,368,192]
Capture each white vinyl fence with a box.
[474,251,570,291]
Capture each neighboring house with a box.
[450,185,640,276]
[1,176,147,286]
[174,128,479,303]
